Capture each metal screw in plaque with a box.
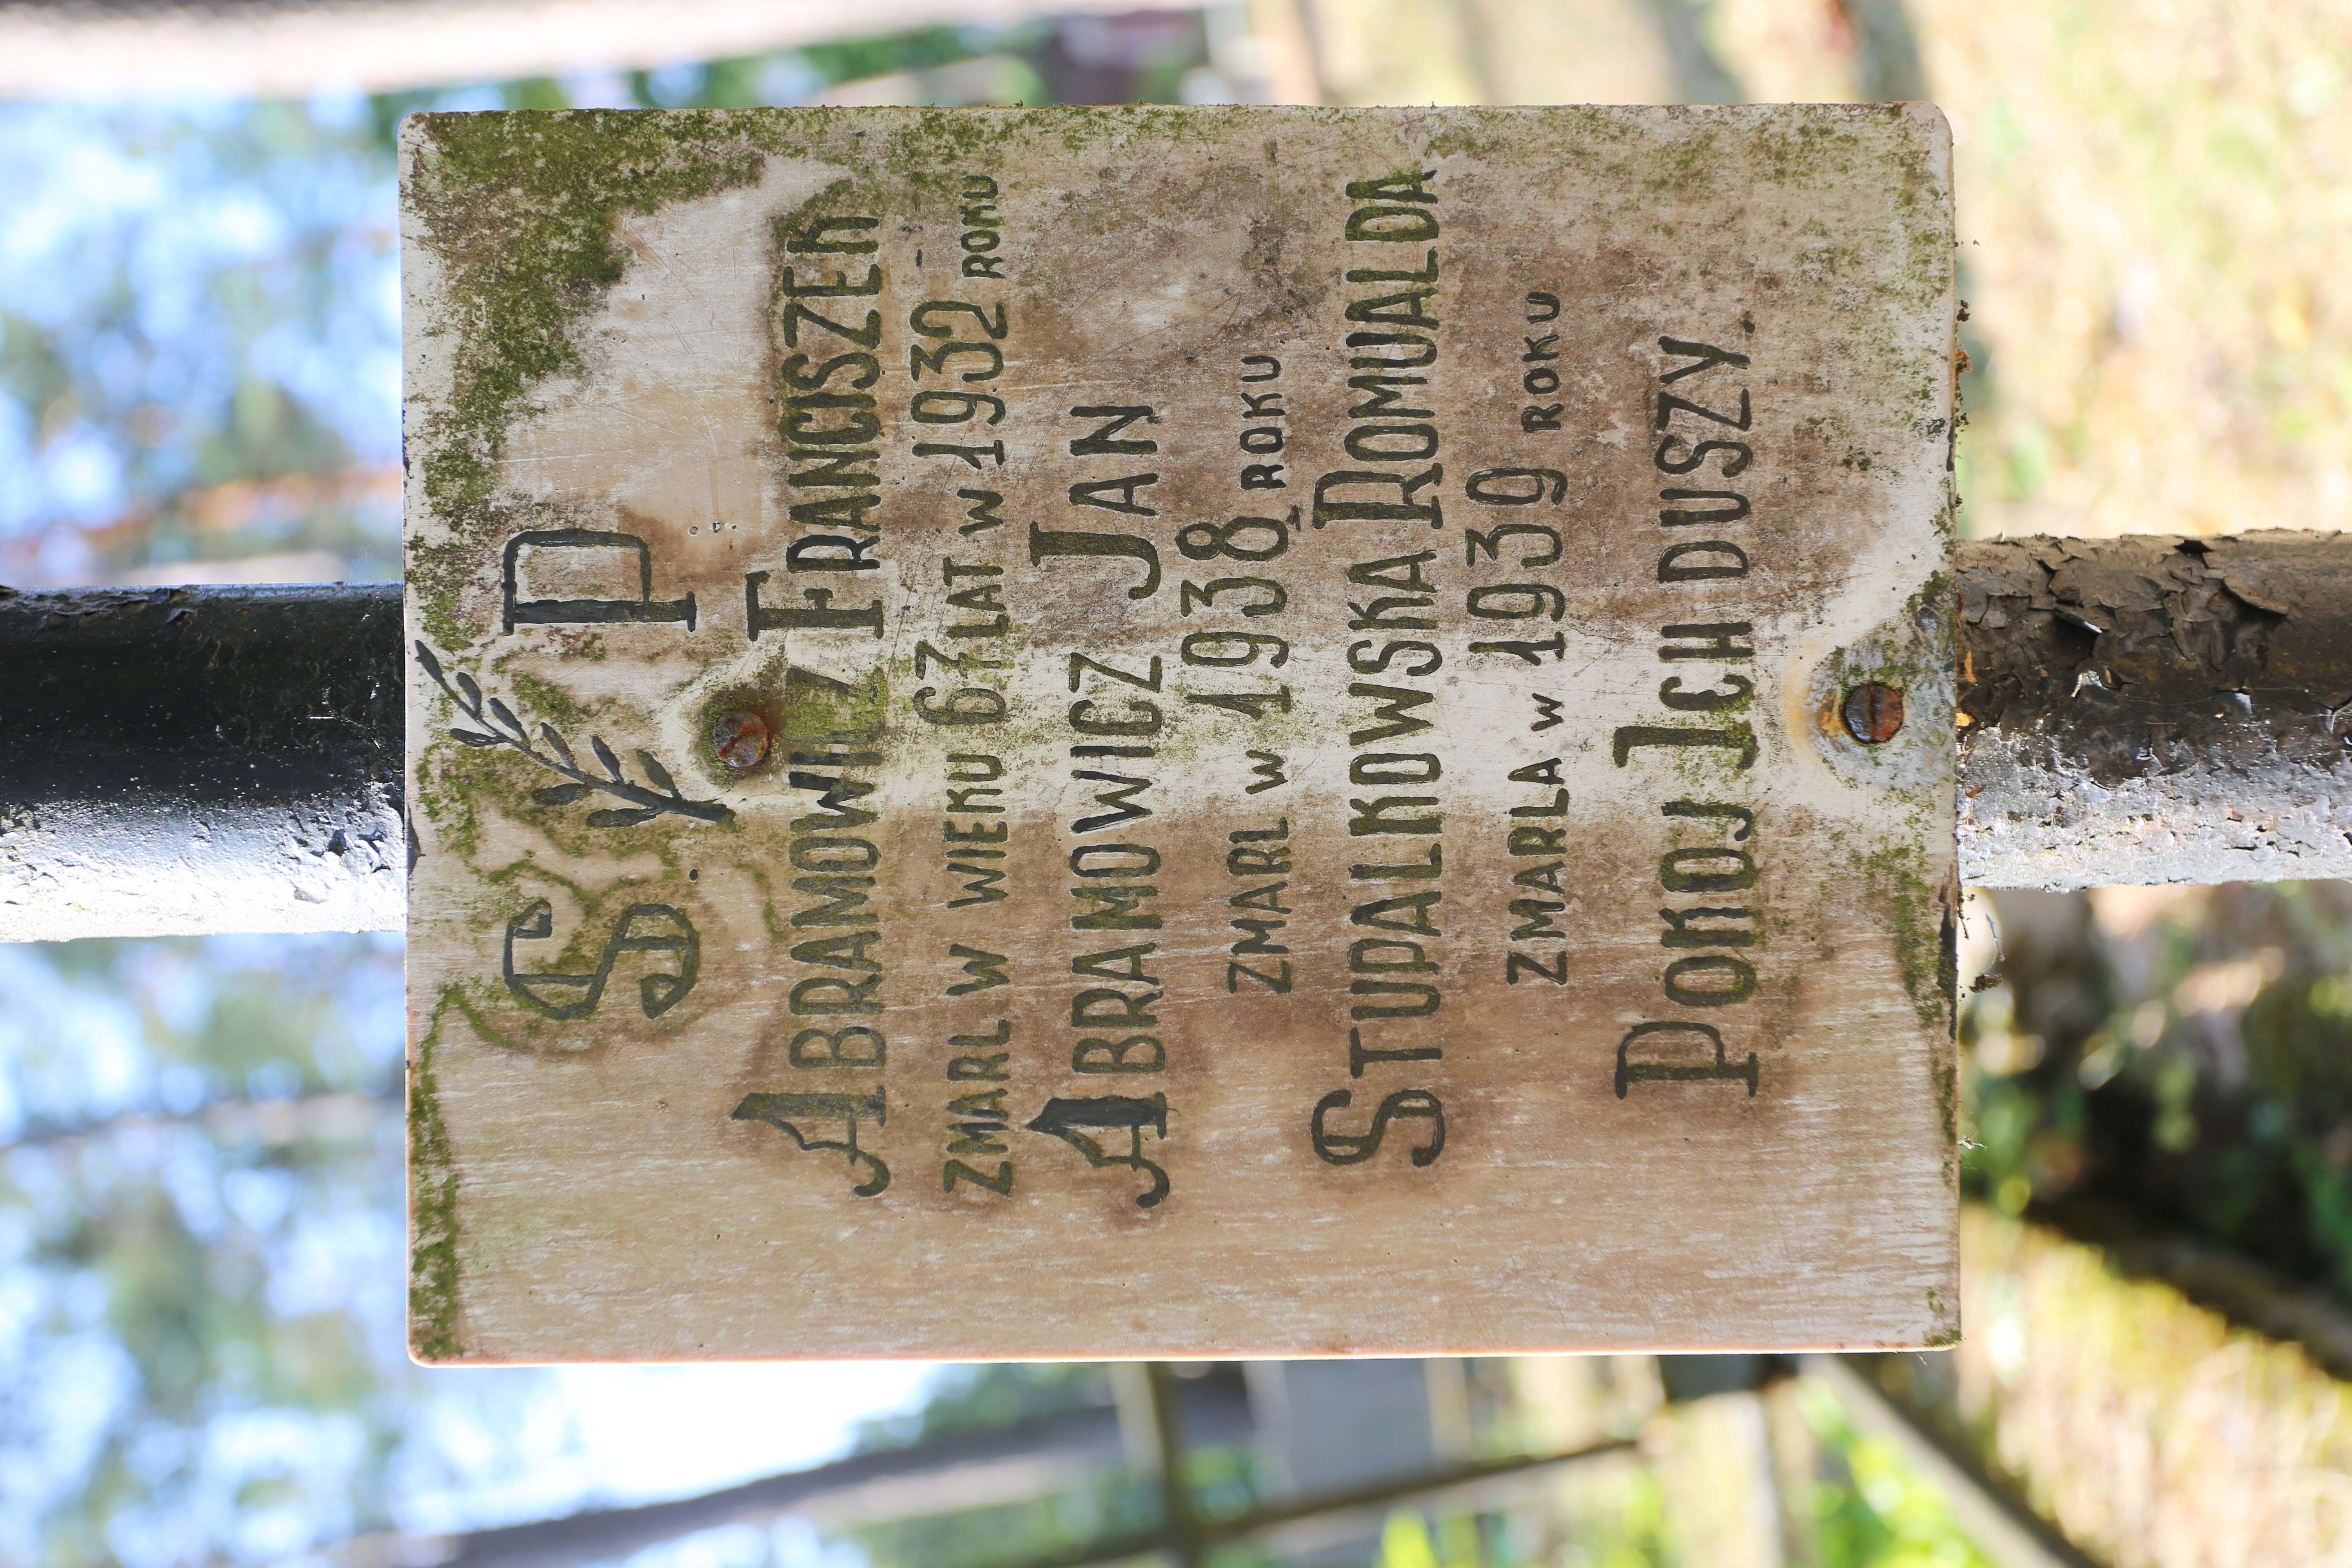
[402,105,1959,1361]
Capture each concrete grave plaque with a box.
[402,105,1960,1362]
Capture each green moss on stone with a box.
[1857,840,1949,1035]
[404,110,804,649]
[408,993,463,1362]
[506,668,589,727]
[408,111,781,505]
[781,663,888,745]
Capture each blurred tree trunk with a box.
[1639,0,1743,102]
[1835,0,1928,101]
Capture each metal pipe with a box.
[2,533,2344,939]
[1956,531,2352,891]
[0,583,403,940]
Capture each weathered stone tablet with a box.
[402,105,1959,1362]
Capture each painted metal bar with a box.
[4,533,2348,940]
[0,584,403,940]
[1957,531,2352,890]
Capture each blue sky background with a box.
[0,80,953,1566]
[0,927,939,1566]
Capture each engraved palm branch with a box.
[414,640,732,827]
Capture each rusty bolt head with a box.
[1842,682,1906,744]
[713,711,770,771]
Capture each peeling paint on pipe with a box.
[1958,531,2352,891]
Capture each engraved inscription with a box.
[404,106,1959,1362]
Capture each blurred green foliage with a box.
[0,99,401,580]
[1376,1510,1490,1568]
[0,935,408,1566]
[0,17,1200,590]
[852,1362,1110,1450]
[801,27,1026,91]
[1962,883,2352,1297]
[846,1466,1169,1568]
[1799,1384,1995,1568]
[841,1364,1268,1568]
[827,1360,2005,1568]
